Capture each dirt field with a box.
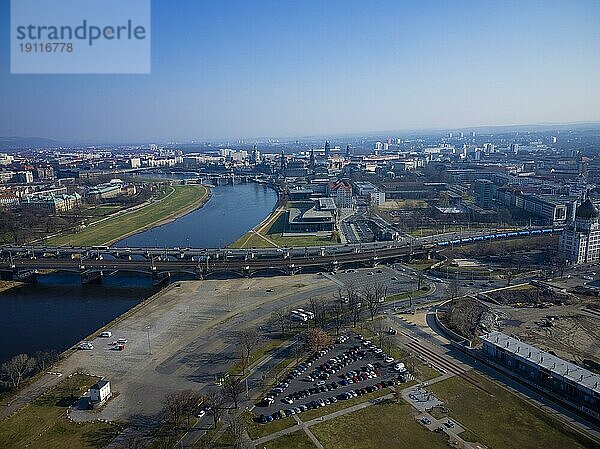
[494,296,600,364]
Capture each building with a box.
[518,194,570,225]
[90,379,111,403]
[21,192,81,213]
[474,179,494,209]
[86,181,123,201]
[129,157,141,169]
[481,332,599,420]
[286,198,336,233]
[324,141,331,158]
[0,153,14,166]
[327,180,353,209]
[352,181,378,196]
[370,191,386,206]
[559,198,600,264]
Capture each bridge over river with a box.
[0,226,563,285]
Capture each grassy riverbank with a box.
[230,206,340,249]
[48,185,208,247]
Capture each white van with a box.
[100,331,112,338]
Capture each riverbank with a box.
[47,185,210,247]
[230,201,340,249]
[0,281,23,294]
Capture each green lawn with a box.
[310,399,449,449]
[428,373,598,449]
[262,431,317,449]
[48,185,208,246]
[0,374,123,449]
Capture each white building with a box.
[370,191,386,206]
[559,199,600,264]
[90,379,111,403]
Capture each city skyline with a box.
[1,0,600,142]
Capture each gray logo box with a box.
[11,0,151,74]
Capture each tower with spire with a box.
[324,141,331,159]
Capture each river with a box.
[0,183,277,363]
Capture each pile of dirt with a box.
[488,285,571,307]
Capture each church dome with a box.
[576,198,598,219]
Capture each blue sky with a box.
[1,0,600,143]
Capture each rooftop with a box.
[481,331,600,394]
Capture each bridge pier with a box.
[286,265,300,276]
[11,268,37,283]
[152,271,171,287]
[81,270,103,284]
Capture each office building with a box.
[474,179,494,209]
[559,198,600,264]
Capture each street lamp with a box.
[146,325,151,355]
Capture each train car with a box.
[531,229,542,234]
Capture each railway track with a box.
[404,339,493,395]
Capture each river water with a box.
[0,183,277,363]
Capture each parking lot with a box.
[255,332,413,422]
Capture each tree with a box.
[270,307,291,336]
[329,300,346,336]
[347,286,363,327]
[234,328,261,374]
[364,282,387,321]
[33,350,59,373]
[227,414,253,449]
[309,297,326,328]
[0,353,35,388]
[304,328,333,352]
[179,390,204,429]
[205,390,226,429]
[222,376,245,409]
[449,278,461,304]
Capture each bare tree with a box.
[364,282,387,321]
[449,278,461,304]
[347,286,363,327]
[304,328,333,352]
[329,300,346,336]
[309,297,326,328]
[234,328,262,374]
[222,376,245,409]
[33,350,59,373]
[205,390,226,428]
[270,307,291,336]
[0,353,35,389]
[179,390,204,429]
[227,414,253,449]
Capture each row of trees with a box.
[0,350,59,391]
[142,375,253,448]
[270,282,393,338]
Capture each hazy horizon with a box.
[2,0,599,142]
